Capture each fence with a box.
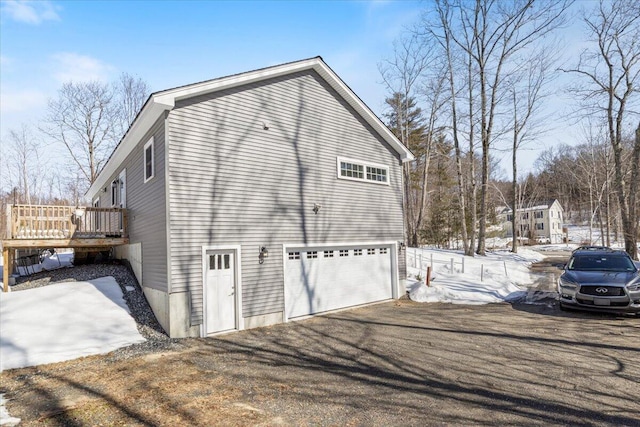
[407,247,511,282]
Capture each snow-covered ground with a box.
[0,276,145,372]
[406,247,548,304]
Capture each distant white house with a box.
[497,199,564,244]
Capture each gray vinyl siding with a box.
[167,70,404,325]
[95,116,168,291]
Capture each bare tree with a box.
[432,0,473,255]
[379,34,433,246]
[41,81,120,192]
[3,124,49,205]
[432,0,571,255]
[562,0,640,258]
[115,72,151,135]
[508,53,555,252]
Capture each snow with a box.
[0,394,20,427]
[0,276,145,372]
[407,247,547,304]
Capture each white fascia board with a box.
[87,100,172,197]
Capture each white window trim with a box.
[336,157,390,186]
[144,137,155,183]
[110,179,118,207]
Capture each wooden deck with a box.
[2,204,129,291]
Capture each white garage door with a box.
[285,245,393,319]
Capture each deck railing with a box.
[4,204,128,240]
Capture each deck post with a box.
[3,246,11,292]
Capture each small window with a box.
[288,252,300,260]
[379,248,388,254]
[306,251,318,259]
[339,250,349,257]
[354,249,363,256]
[111,180,118,207]
[324,250,334,258]
[367,248,376,255]
[337,157,389,185]
[535,211,544,219]
[144,137,155,183]
[536,223,544,230]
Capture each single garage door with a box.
[285,245,393,319]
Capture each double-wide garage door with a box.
[285,245,393,319]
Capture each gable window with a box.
[144,137,155,183]
[337,157,389,185]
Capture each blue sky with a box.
[1,0,591,178]
[1,1,419,125]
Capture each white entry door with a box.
[205,251,236,334]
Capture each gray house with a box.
[88,57,414,338]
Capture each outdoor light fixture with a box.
[313,203,321,214]
[262,121,270,130]
[259,246,269,264]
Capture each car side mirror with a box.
[557,263,566,270]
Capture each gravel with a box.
[11,260,184,360]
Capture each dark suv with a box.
[558,248,640,315]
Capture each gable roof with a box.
[88,56,414,196]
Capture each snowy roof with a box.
[88,57,414,197]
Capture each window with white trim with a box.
[337,157,389,185]
[307,251,318,259]
[111,179,118,207]
[288,252,300,260]
[144,137,155,183]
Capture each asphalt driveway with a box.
[2,298,639,426]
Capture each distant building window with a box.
[535,223,544,230]
[144,137,155,183]
[337,157,388,185]
[534,211,543,219]
[507,214,513,222]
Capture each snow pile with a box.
[0,276,145,371]
[407,248,544,305]
[15,251,73,276]
[0,394,20,427]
